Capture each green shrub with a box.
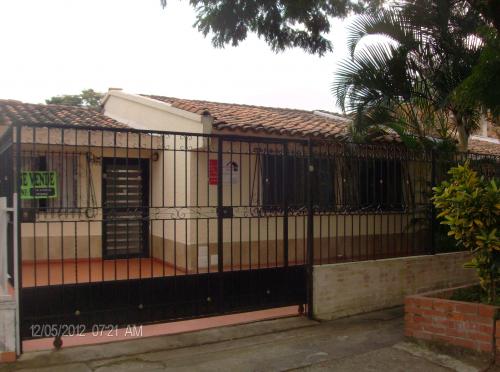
[432,161,500,303]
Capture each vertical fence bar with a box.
[0,198,9,297]
[306,138,314,318]
[282,142,288,268]
[217,138,223,272]
[217,138,224,311]
[430,149,436,255]
[14,124,22,355]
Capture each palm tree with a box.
[333,0,484,151]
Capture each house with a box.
[103,91,431,270]
[0,94,498,340]
[2,94,499,282]
[101,89,500,268]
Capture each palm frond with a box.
[333,42,415,114]
[332,0,485,150]
[346,8,419,57]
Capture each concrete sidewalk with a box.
[0,307,494,372]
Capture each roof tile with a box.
[145,95,350,139]
[468,138,500,156]
[2,96,498,156]
[0,99,128,129]
[146,95,499,155]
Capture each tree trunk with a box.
[456,120,469,152]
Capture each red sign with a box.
[209,159,218,185]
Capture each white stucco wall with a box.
[102,91,207,133]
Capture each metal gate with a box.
[15,125,308,341]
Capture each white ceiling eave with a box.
[105,90,204,123]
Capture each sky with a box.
[0,0,351,112]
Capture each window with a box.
[262,154,335,210]
[314,158,336,209]
[21,153,79,212]
[262,154,305,207]
[261,153,403,212]
[357,158,403,211]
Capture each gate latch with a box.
[217,206,233,219]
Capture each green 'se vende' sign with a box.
[20,171,58,200]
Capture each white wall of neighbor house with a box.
[312,251,477,321]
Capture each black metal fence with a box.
[1,122,499,342]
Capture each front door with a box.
[102,158,149,258]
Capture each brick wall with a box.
[313,251,477,320]
[405,291,498,353]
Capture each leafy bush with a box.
[432,162,500,303]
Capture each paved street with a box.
[0,307,494,372]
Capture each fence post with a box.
[216,138,224,312]
[430,149,437,255]
[0,198,7,296]
[306,139,314,318]
[217,138,223,272]
[15,124,22,355]
[282,142,288,268]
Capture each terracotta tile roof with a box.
[145,95,500,156]
[0,99,128,129]
[145,95,350,139]
[468,138,500,156]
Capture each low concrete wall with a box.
[313,251,477,321]
[0,297,16,362]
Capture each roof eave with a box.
[105,90,207,124]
